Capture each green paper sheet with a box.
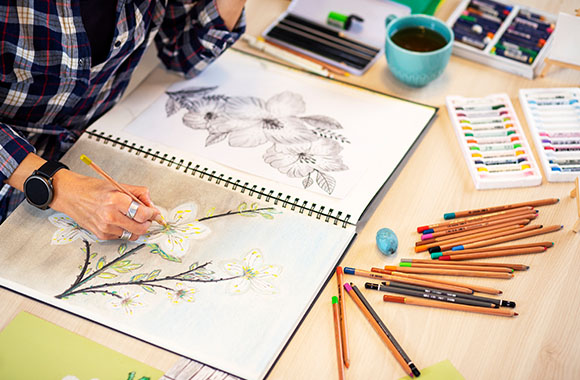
[393,0,445,15]
[398,359,465,380]
[0,312,164,380]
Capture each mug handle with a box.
[385,14,398,28]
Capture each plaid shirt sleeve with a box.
[0,123,35,184]
[154,0,246,78]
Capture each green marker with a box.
[327,12,364,31]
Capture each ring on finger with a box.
[126,200,140,220]
[120,229,132,240]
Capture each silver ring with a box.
[120,230,132,240]
[126,201,140,220]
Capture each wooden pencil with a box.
[331,297,346,380]
[416,222,529,246]
[426,210,538,234]
[335,267,350,368]
[80,154,167,227]
[439,246,548,261]
[397,262,514,273]
[417,206,534,232]
[443,198,559,220]
[382,265,514,279]
[344,267,474,294]
[435,241,554,255]
[371,268,502,295]
[420,215,536,240]
[344,284,414,377]
[451,225,563,251]
[400,258,529,271]
[416,224,541,253]
[383,295,518,317]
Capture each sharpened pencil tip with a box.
[79,154,92,165]
[499,291,503,294]
[514,312,519,316]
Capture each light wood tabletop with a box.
[1,0,580,379]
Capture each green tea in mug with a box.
[391,26,448,52]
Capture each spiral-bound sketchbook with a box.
[0,50,436,380]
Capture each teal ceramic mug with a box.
[385,14,454,87]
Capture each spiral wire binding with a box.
[87,129,353,228]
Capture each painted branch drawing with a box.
[50,202,283,314]
[165,87,350,195]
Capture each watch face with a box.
[24,175,52,209]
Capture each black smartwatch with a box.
[23,161,69,210]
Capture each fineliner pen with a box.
[542,138,580,145]
[551,166,580,172]
[468,136,520,146]
[549,158,580,165]
[544,145,580,152]
[468,2,510,18]
[454,30,488,49]
[514,16,554,32]
[492,46,534,64]
[528,99,579,106]
[474,156,527,166]
[459,14,500,29]
[501,33,545,49]
[462,123,514,131]
[477,163,532,173]
[463,9,502,24]
[531,108,580,116]
[472,149,526,159]
[533,123,580,131]
[496,42,539,57]
[453,19,487,35]
[541,131,580,138]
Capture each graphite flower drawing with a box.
[49,213,100,245]
[166,87,350,194]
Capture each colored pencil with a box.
[335,267,350,368]
[383,265,514,279]
[416,223,528,248]
[425,210,538,234]
[398,262,513,273]
[417,206,534,232]
[365,282,497,308]
[432,241,553,255]
[371,268,502,295]
[345,284,420,377]
[400,258,529,271]
[439,246,547,261]
[80,154,167,227]
[383,295,518,317]
[420,215,536,240]
[331,296,346,380]
[418,224,541,253]
[443,198,559,220]
[343,267,474,294]
[449,225,563,251]
[372,281,516,308]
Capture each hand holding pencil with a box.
[49,155,163,241]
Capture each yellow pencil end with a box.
[80,154,92,165]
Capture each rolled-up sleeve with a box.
[0,123,35,183]
[154,0,246,78]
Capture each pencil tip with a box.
[499,291,503,294]
[514,312,519,316]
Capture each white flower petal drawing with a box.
[222,249,282,295]
[167,282,196,304]
[143,202,210,257]
[48,213,99,245]
[110,291,143,315]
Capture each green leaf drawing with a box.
[98,272,117,279]
[148,244,182,263]
[96,257,106,270]
[118,243,127,255]
[131,273,148,282]
[205,207,216,218]
[140,285,156,294]
[147,269,161,280]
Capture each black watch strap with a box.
[36,161,69,178]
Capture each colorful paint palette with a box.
[519,88,580,182]
[446,94,542,189]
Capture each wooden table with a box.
[2,0,579,379]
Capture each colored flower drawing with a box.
[142,202,210,257]
[110,290,144,315]
[166,86,350,194]
[167,282,196,304]
[49,213,100,245]
[222,249,282,295]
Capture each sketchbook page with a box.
[547,13,580,67]
[288,0,410,48]
[0,135,354,380]
[112,49,436,221]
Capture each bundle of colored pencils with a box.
[414,198,560,262]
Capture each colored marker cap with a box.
[332,296,338,304]
[344,283,353,292]
[343,267,355,275]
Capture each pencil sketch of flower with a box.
[48,213,100,245]
[110,290,143,315]
[167,282,197,304]
[263,139,348,194]
[214,91,320,147]
[221,249,282,295]
[182,95,231,146]
[143,202,210,257]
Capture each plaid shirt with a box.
[0,0,245,220]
